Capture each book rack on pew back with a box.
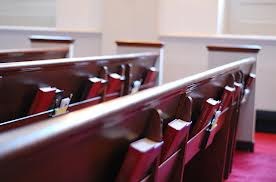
[0,57,256,182]
[0,52,160,131]
[0,47,70,63]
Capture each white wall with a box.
[0,27,102,57]
[0,0,224,56]
[0,0,103,31]
[227,0,276,35]
[0,0,55,27]
[160,36,208,82]
[159,0,220,34]
[159,0,276,35]
[56,0,102,31]
[101,0,159,54]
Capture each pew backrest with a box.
[0,47,69,63]
[207,44,261,148]
[0,52,160,129]
[116,40,164,85]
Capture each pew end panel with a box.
[207,44,260,148]
[207,44,261,70]
[30,35,75,58]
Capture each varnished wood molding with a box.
[29,35,75,44]
[207,45,261,53]
[116,40,164,48]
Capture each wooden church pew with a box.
[116,40,164,84]
[0,57,256,182]
[207,44,259,151]
[0,35,75,63]
[0,52,160,131]
[30,35,75,58]
[0,47,69,63]
[207,44,259,179]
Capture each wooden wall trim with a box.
[116,40,165,48]
[29,35,75,44]
[207,45,261,53]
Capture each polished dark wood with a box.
[0,52,159,128]
[207,45,261,53]
[0,47,69,63]
[0,57,256,182]
[224,71,244,179]
[116,40,164,48]
[29,35,75,44]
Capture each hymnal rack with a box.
[0,57,256,182]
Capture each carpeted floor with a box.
[226,132,276,182]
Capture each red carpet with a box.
[227,132,276,182]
